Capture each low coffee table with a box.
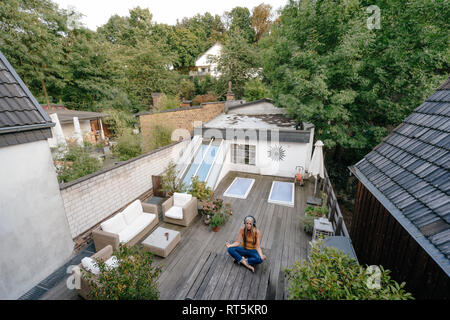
[142,227,180,258]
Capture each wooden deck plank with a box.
[210,254,236,300]
[219,260,245,300]
[173,249,214,300]
[194,253,221,300]
[186,252,216,299]
[198,253,228,300]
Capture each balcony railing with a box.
[321,167,350,237]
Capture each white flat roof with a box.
[204,113,297,130]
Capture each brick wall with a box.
[59,140,188,240]
[139,102,225,150]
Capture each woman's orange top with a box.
[241,229,258,250]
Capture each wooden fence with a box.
[321,167,350,237]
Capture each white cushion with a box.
[101,212,127,234]
[122,200,143,225]
[165,206,183,220]
[118,213,156,244]
[105,256,119,270]
[81,257,100,275]
[173,193,192,207]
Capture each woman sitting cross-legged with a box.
[225,215,266,273]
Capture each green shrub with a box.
[285,242,414,300]
[55,143,103,183]
[209,204,231,229]
[301,205,329,234]
[113,129,142,161]
[101,107,136,137]
[155,94,180,111]
[305,205,329,218]
[160,161,186,196]
[188,176,213,201]
[299,214,316,234]
[146,123,173,151]
[84,245,162,300]
[243,78,272,101]
[191,93,217,106]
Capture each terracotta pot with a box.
[212,226,220,232]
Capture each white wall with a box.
[0,140,74,299]
[60,140,189,238]
[215,138,312,189]
[195,43,222,78]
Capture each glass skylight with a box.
[223,177,255,199]
[268,181,295,207]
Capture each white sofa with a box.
[92,199,159,252]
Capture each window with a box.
[231,144,255,165]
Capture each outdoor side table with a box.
[144,196,165,222]
[313,217,334,241]
[142,227,180,258]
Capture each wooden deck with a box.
[155,171,312,300]
[41,171,312,300]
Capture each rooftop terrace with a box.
[40,171,314,300]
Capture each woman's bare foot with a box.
[240,258,254,273]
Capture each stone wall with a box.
[59,140,188,240]
[139,102,225,150]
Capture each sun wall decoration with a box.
[268,145,286,162]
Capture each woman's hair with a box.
[243,217,257,247]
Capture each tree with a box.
[0,0,70,104]
[113,40,178,110]
[262,0,448,154]
[61,28,116,110]
[215,30,261,98]
[168,27,203,69]
[244,78,272,101]
[178,12,226,47]
[251,3,273,42]
[224,7,255,44]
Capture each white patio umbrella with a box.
[73,116,84,147]
[49,113,67,148]
[309,140,324,196]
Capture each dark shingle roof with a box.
[351,77,450,276]
[0,52,54,147]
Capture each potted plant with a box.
[210,213,225,232]
[200,198,218,224]
[188,176,213,209]
[300,205,329,234]
[160,161,186,197]
[209,202,232,231]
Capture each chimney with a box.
[151,93,165,110]
[226,81,235,101]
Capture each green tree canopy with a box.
[224,7,255,44]
[262,0,449,154]
[216,30,261,98]
[0,0,70,104]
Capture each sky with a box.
[52,0,289,31]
